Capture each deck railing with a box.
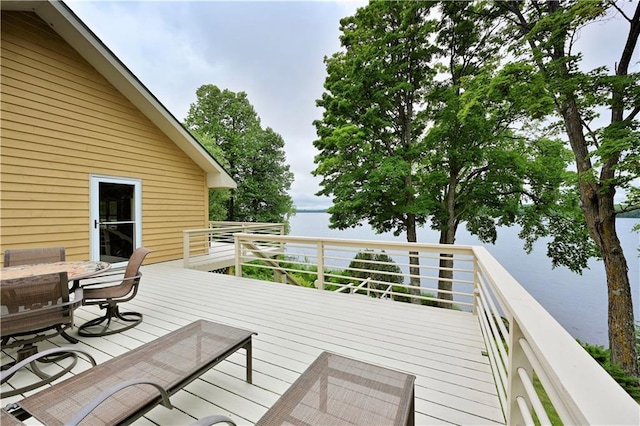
[233,232,639,425]
[182,222,284,270]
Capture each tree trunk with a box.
[227,194,235,222]
[437,228,455,308]
[600,213,637,376]
[437,172,458,308]
[499,0,639,378]
[406,213,421,304]
[562,98,638,377]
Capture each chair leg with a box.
[1,351,80,398]
[78,305,142,337]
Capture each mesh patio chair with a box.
[78,247,152,337]
[3,246,65,266]
[1,272,84,397]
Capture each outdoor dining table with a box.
[0,260,111,370]
[0,260,111,289]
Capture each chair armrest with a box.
[0,288,84,322]
[79,274,141,288]
[65,379,173,426]
[1,347,97,384]
[190,415,236,426]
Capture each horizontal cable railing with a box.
[233,233,477,308]
[472,246,638,425]
[229,232,639,425]
[183,222,284,270]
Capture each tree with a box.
[190,130,231,221]
[348,250,403,295]
[496,0,639,377]
[235,127,295,224]
[185,85,295,224]
[421,2,580,305]
[313,0,438,301]
[314,0,574,307]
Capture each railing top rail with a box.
[472,246,638,424]
[209,221,284,228]
[233,232,476,255]
[184,224,283,235]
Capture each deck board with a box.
[1,261,504,425]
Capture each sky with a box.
[66,1,638,209]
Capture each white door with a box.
[90,176,142,266]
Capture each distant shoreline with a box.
[296,209,328,213]
[295,208,640,218]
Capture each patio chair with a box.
[3,246,65,266]
[1,272,84,397]
[78,247,152,337]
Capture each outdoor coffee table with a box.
[4,319,256,425]
[256,351,416,426]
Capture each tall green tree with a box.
[185,85,295,224]
[190,130,231,221]
[313,0,438,300]
[496,0,639,378]
[314,0,574,307]
[422,1,580,305]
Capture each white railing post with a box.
[506,320,531,426]
[472,256,480,315]
[183,231,190,268]
[317,241,324,290]
[234,234,242,277]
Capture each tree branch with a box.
[616,2,640,76]
[623,105,640,122]
[609,1,632,23]
[616,204,640,214]
[580,118,600,148]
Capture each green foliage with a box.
[532,374,562,426]
[348,250,403,291]
[185,85,294,225]
[190,130,232,221]
[580,339,640,400]
[496,0,639,376]
[313,0,438,238]
[314,0,580,285]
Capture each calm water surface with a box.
[289,212,640,347]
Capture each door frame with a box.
[90,175,142,266]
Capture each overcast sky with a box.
[66,1,637,209]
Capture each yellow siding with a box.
[0,11,209,265]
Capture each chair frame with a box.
[78,247,152,337]
[3,247,65,266]
[1,272,83,397]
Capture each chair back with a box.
[121,247,153,293]
[4,247,66,267]
[1,272,71,337]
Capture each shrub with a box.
[348,250,403,295]
[579,330,640,401]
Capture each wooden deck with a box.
[1,261,504,425]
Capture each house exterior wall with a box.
[0,11,209,265]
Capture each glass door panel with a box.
[90,176,141,265]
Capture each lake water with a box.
[289,212,640,347]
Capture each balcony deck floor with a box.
[1,262,505,425]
